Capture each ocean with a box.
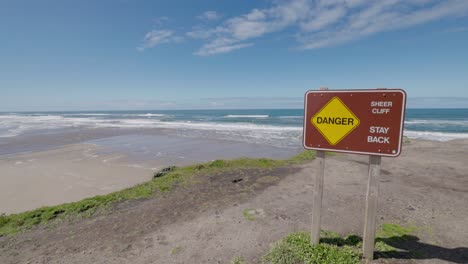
[1,109,467,149]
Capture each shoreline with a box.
[1,124,466,158]
[0,132,302,214]
[2,109,468,155]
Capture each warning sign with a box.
[311,97,360,145]
[303,89,407,157]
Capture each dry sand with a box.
[0,139,467,263]
[0,144,153,214]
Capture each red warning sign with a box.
[303,89,407,157]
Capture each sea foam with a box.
[404,130,468,141]
[224,115,269,118]
[2,112,468,145]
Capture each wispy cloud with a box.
[299,0,468,49]
[140,0,468,55]
[443,26,468,33]
[195,41,253,56]
[197,11,222,21]
[153,16,169,26]
[191,3,306,55]
[137,29,182,51]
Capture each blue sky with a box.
[1,0,468,111]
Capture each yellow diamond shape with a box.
[311,97,360,145]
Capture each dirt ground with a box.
[1,139,467,263]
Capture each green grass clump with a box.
[263,223,418,264]
[171,246,183,255]
[403,136,411,144]
[375,223,417,252]
[220,149,316,168]
[263,232,361,264]
[209,157,286,170]
[287,150,316,163]
[0,214,9,226]
[378,223,417,238]
[0,151,316,236]
[231,256,247,264]
[243,208,256,221]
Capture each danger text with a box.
[315,117,355,125]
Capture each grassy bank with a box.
[233,223,417,264]
[0,150,315,236]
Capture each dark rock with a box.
[153,166,176,178]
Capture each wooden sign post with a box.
[311,150,325,244]
[303,88,406,261]
[310,87,328,244]
[363,155,382,261]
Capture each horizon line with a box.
[1,107,468,113]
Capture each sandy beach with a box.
[0,144,152,214]
[0,130,300,214]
